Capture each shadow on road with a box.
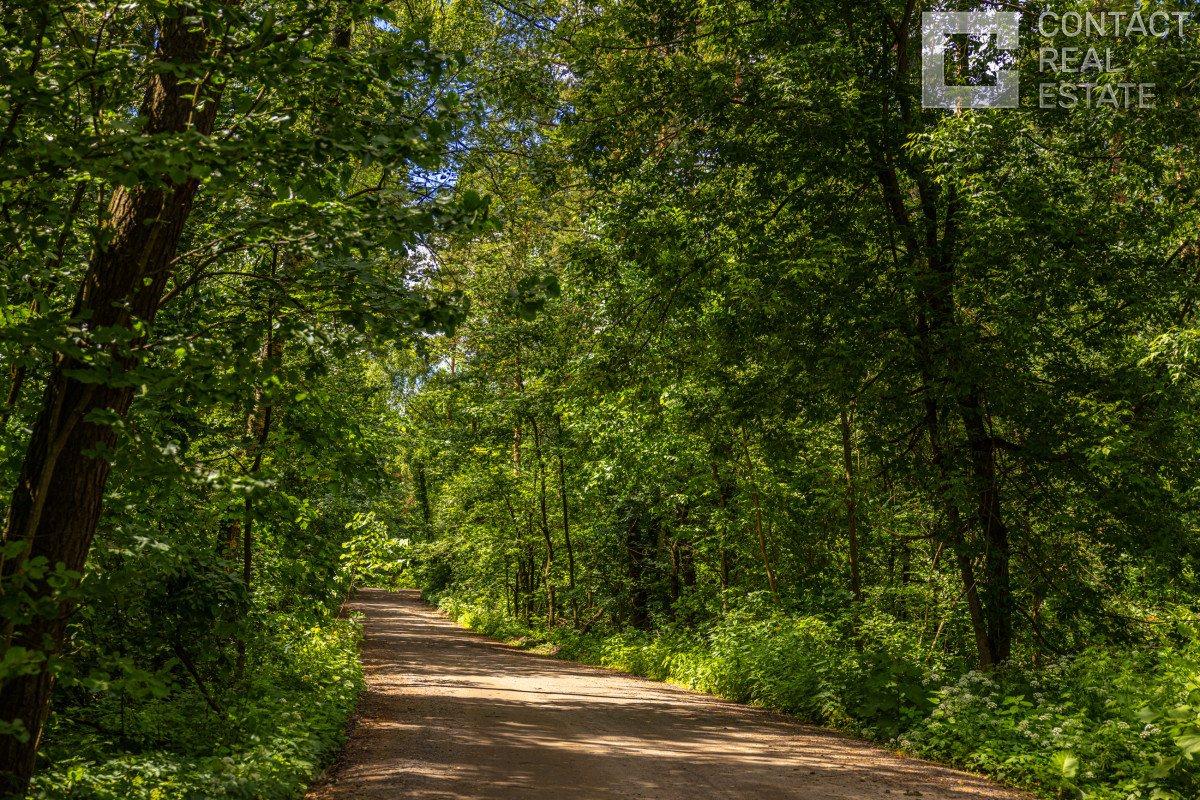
[308,588,1025,800]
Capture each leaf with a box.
[1166,705,1194,720]
[1175,733,1200,760]
[1151,755,1180,779]
[1049,750,1079,779]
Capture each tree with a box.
[0,2,493,792]
[399,0,1200,675]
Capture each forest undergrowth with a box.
[27,613,362,800]
[434,589,1200,800]
[9,513,406,800]
[5,0,1200,797]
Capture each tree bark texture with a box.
[0,9,224,793]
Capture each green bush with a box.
[437,590,1200,800]
[903,638,1200,800]
[439,594,530,641]
[30,615,363,800]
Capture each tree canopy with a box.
[2,1,1200,798]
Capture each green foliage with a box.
[4,0,1200,795]
[440,589,1200,799]
[386,2,1200,798]
[29,615,363,800]
[901,629,1200,800]
[438,594,532,643]
[438,589,940,734]
[0,0,501,792]
[338,512,411,595]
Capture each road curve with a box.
[306,588,1027,800]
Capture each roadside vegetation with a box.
[435,592,1200,799]
[3,1,1200,799]
[31,617,362,800]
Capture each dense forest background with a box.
[2,1,1200,798]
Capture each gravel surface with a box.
[306,588,1030,800]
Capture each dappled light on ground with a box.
[307,589,1026,800]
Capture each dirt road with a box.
[307,589,1027,800]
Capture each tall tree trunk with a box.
[413,458,432,539]
[873,48,1000,665]
[554,417,578,627]
[512,369,523,476]
[0,8,223,793]
[958,390,1013,664]
[524,546,535,624]
[514,557,524,621]
[840,405,861,602]
[669,539,681,604]
[235,249,286,676]
[739,426,778,602]
[623,504,654,630]
[531,420,555,626]
[504,556,512,616]
[710,461,732,609]
[924,389,993,667]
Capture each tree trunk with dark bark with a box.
[739,426,778,603]
[959,390,1013,664]
[840,406,861,602]
[0,9,223,794]
[555,418,578,627]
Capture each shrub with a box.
[438,589,1200,800]
[29,615,363,800]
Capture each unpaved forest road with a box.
[307,589,1028,800]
